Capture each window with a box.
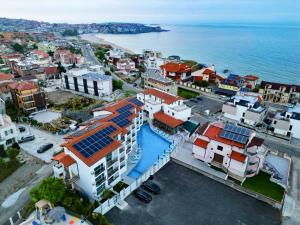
[172,112,174,116]
[242,112,245,117]
[289,125,293,131]
[217,146,223,151]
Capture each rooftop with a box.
[8,81,37,91]
[144,88,182,104]
[160,62,191,73]
[153,111,184,128]
[143,69,174,84]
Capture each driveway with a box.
[18,124,65,163]
[185,95,223,115]
[107,162,280,225]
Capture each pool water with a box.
[128,124,171,179]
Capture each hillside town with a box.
[0,29,299,225]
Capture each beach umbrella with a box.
[47,206,66,221]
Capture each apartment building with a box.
[222,94,266,126]
[52,97,144,200]
[137,88,191,134]
[62,68,112,97]
[192,122,267,181]
[8,81,48,113]
[191,65,222,83]
[116,58,136,73]
[259,81,300,104]
[269,105,300,139]
[54,49,84,65]
[142,69,177,95]
[0,99,18,149]
[160,62,192,82]
[105,48,125,65]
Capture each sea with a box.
[95,24,300,85]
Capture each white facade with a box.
[62,68,112,97]
[222,94,266,126]
[145,57,165,70]
[116,59,135,72]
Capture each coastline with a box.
[80,33,136,55]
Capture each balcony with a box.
[119,148,125,153]
[65,174,79,185]
[95,176,106,186]
[107,167,118,178]
[106,158,118,168]
[94,167,105,176]
[120,155,125,162]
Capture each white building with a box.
[62,68,112,97]
[270,105,300,139]
[222,94,266,126]
[144,57,165,70]
[116,59,136,73]
[105,48,125,65]
[137,88,191,134]
[52,97,144,200]
[0,99,18,149]
[192,122,267,181]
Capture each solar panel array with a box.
[68,123,103,138]
[220,124,250,145]
[129,98,143,107]
[73,125,117,158]
[117,104,134,113]
[110,114,131,128]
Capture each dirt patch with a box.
[47,90,76,105]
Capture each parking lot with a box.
[107,162,280,225]
[17,124,64,163]
[185,95,224,115]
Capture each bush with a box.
[113,181,128,193]
[0,159,21,182]
[7,147,20,160]
[101,189,115,201]
[0,145,7,158]
[112,80,123,91]
[105,71,111,75]
[11,142,20,150]
[178,87,199,99]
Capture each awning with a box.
[52,152,76,167]
[154,112,184,128]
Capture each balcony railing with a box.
[106,158,118,168]
[107,167,118,178]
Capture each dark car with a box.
[141,180,161,194]
[133,83,138,87]
[37,143,53,153]
[18,135,35,143]
[18,126,26,132]
[190,99,198,103]
[134,188,152,203]
[196,96,203,101]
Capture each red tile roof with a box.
[144,88,182,104]
[244,75,259,81]
[194,138,209,148]
[230,151,246,163]
[8,81,37,91]
[45,66,58,76]
[160,62,191,73]
[204,124,245,148]
[52,152,76,167]
[0,73,13,81]
[247,137,264,148]
[203,68,215,75]
[31,49,49,58]
[154,111,184,128]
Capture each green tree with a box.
[47,51,54,57]
[183,60,199,72]
[112,80,123,91]
[0,157,5,167]
[7,147,20,160]
[0,57,4,64]
[12,43,25,53]
[104,71,111,75]
[30,177,66,204]
[57,62,66,74]
[101,189,114,200]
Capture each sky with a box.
[0,0,299,25]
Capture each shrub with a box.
[7,147,20,160]
[11,142,20,150]
[101,189,114,201]
[0,145,7,158]
[113,181,129,193]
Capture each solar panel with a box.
[117,104,134,113]
[220,124,250,145]
[129,98,143,107]
[223,124,250,137]
[72,125,117,158]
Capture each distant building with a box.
[8,81,48,113]
[105,48,125,65]
[0,99,18,149]
[62,68,112,97]
[160,62,192,82]
[222,94,266,126]
[116,58,136,73]
[269,105,300,139]
[142,49,162,59]
[243,75,259,90]
[137,88,191,134]
[54,49,84,65]
[52,97,144,199]
[259,81,300,104]
[192,122,267,181]
[192,65,223,84]
[142,69,177,95]
[37,42,57,53]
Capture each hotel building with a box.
[137,88,191,134]
[52,97,144,200]
[192,122,267,181]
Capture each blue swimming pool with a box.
[127,124,171,179]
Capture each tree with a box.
[12,43,25,53]
[101,189,114,200]
[7,147,20,160]
[104,71,111,75]
[30,177,66,204]
[47,51,54,57]
[112,80,123,91]
[57,62,66,74]
[61,29,78,37]
[0,57,4,64]
[72,62,76,68]
[183,60,199,72]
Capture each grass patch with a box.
[124,90,137,97]
[243,171,285,202]
[113,181,129,193]
[178,87,199,99]
[0,159,22,182]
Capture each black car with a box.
[196,96,203,101]
[37,143,53,153]
[133,83,138,87]
[141,180,161,194]
[18,126,26,132]
[134,188,152,203]
[190,98,198,103]
[18,135,35,143]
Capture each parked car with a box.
[18,126,26,132]
[133,83,138,87]
[134,188,152,203]
[190,98,198,103]
[196,96,203,101]
[18,135,35,143]
[141,180,161,194]
[37,143,53,153]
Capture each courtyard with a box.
[107,161,281,225]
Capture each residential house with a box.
[192,122,267,181]
[0,73,14,101]
[62,68,112,97]
[269,105,300,139]
[222,94,266,126]
[0,99,18,149]
[243,75,259,90]
[54,49,84,66]
[142,69,177,95]
[105,48,125,66]
[116,58,136,73]
[37,42,57,53]
[192,65,223,84]
[160,62,192,82]
[52,97,144,199]
[8,81,48,113]
[137,88,191,134]
[259,81,300,104]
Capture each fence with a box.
[179,82,212,93]
[62,103,103,122]
[94,134,181,215]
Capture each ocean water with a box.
[96,24,300,84]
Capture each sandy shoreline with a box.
[80,33,135,54]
